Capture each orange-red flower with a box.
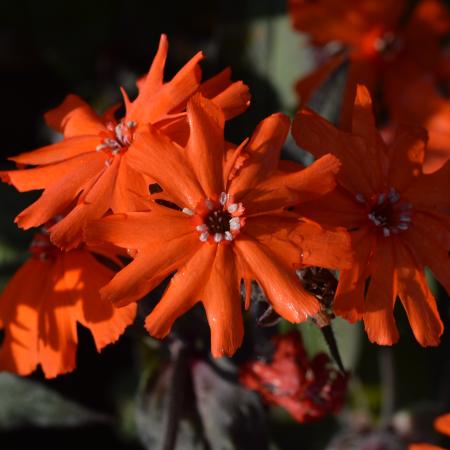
[409,413,450,450]
[292,85,450,346]
[1,34,250,250]
[289,0,450,172]
[0,224,136,378]
[86,93,351,357]
[239,332,348,423]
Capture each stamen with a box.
[227,203,238,213]
[196,224,207,232]
[355,193,365,203]
[199,232,209,242]
[229,217,241,231]
[219,192,227,205]
[214,233,223,243]
[182,208,194,216]
[224,231,233,241]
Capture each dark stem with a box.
[162,341,189,450]
[378,347,396,425]
[321,324,346,373]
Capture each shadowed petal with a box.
[363,237,399,345]
[145,243,217,339]
[395,242,443,346]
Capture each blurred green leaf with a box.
[192,360,269,450]
[0,373,108,429]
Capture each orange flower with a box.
[292,85,450,346]
[289,0,450,172]
[86,93,351,357]
[1,34,250,250]
[410,413,450,450]
[0,224,136,378]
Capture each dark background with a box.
[1,1,450,449]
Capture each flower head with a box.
[239,332,349,423]
[86,93,351,357]
[289,0,450,172]
[292,84,450,346]
[0,222,136,378]
[1,35,250,250]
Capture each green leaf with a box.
[0,373,108,429]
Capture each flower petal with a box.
[49,156,120,249]
[0,259,47,376]
[127,35,204,123]
[86,203,195,251]
[10,136,102,165]
[395,242,443,346]
[13,153,107,230]
[229,113,291,196]
[44,94,106,137]
[145,243,217,339]
[186,94,225,198]
[199,68,251,119]
[101,231,200,307]
[62,250,136,352]
[242,154,340,214]
[334,229,374,322]
[388,125,427,192]
[202,244,244,357]
[128,125,205,210]
[363,237,399,345]
[235,236,320,322]
[292,108,385,197]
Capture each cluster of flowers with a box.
[0,0,449,396]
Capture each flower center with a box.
[360,27,403,62]
[183,192,245,243]
[96,120,136,157]
[357,188,412,237]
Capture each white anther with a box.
[205,199,214,210]
[397,223,409,231]
[214,233,223,243]
[229,217,241,231]
[126,121,136,128]
[355,193,366,203]
[388,188,400,203]
[224,231,233,241]
[199,231,209,242]
[383,228,391,237]
[115,124,123,141]
[111,149,120,155]
[399,215,411,223]
[182,208,194,216]
[219,192,227,205]
[105,138,119,147]
[196,224,207,232]
[377,193,386,204]
[96,144,107,152]
[227,203,238,213]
